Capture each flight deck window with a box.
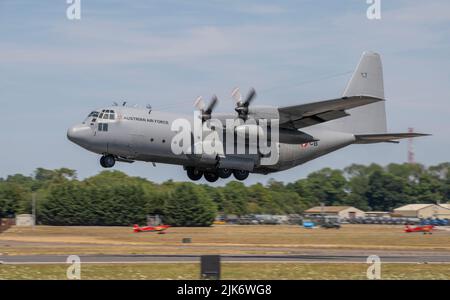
[97,123,108,132]
[100,110,115,120]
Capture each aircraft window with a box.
[92,118,97,122]
[110,110,115,113]
[88,111,99,118]
[99,113,104,119]
[109,114,115,120]
[97,123,109,131]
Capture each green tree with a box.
[39,180,148,226]
[163,183,217,226]
[304,168,348,206]
[220,182,249,215]
[365,170,411,211]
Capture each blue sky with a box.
[0,0,449,184]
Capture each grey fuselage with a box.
[67,106,356,174]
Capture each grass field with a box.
[1,225,450,279]
[1,224,450,256]
[1,263,449,280]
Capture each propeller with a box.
[233,87,256,119]
[194,95,218,122]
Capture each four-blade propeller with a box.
[194,95,218,122]
[233,87,256,120]
[194,87,256,121]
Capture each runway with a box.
[2,253,450,264]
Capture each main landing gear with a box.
[186,167,203,181]
[185,167,249,182]
[100,154,115,168]
[232,169,250,181]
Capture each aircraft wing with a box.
[278,96,383,129]
[354,132,431,144]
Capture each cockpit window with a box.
[102,110,115,120]
[85,110,114,124]
[88,111,99,118]
[83,111,100,124]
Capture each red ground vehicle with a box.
[404,225,434,234]
[133,224,170,234]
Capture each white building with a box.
[393,204,450,219]
[304,206,365,219]
[15,214,35,226]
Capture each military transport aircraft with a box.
[67,51,428,182]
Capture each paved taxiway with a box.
[1,253,450,264]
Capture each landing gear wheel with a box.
[217,168,232,179]
[204,172,219,183]
[100,156,106,168]
[186,167,203,181]
[233,170,249,181]
[101,155,115,168]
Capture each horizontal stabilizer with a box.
[279,96,383,129]
[354,133,430,144]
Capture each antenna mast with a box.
[408,127,415,164]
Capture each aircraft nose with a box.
[67,124,91,144]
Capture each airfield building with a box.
[393,204,450,219]
[365,211,391,218]
[304,206,365,219]
[15,214,35,226]
[439,203,450,210]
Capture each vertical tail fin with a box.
[329,51,387,134]
[343,51,385,99]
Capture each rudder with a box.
[325,51,387,134]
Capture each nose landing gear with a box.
[100,154,116,168]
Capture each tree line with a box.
[0,163,448,226]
